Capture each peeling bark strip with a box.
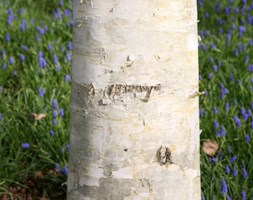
[87,83,161,102]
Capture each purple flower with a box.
[233,116,241,127]
[50,130,55,136]
[226,194,231,200]
[245,134,250,143]
[38,57,46,68]
[225,102,230,112]
[65,74,71,83]
[220,126,226,137]
[21,143,30,149]
[9,57,14,65]
[36,26,45,35]
[2,63,7,70]
[62,166,68,175]
[201,44,207,52]
[57,8,62,20]
[21,45,28,51]
[5,33,10,42]
[56,64,61,71]
[221,179,228,194]
[59,0,63,6]
[242,165,248,179]
[53,54,58,64]
[66,144,70,151]
[242,191,246,200]
[48,43,53,51]
[59,108,64,117]
[52,119,57,126]
[66,51,71,62]
[213,107,218,114]
[225,165,230,174]
[52,110,57,118]
[220,84,229,99]
[20,20,27,31]
[55,164,61,172]
[20,54,25,62]
[213,120,219,129]
[7,8,14,26]
[232,166,237,177]
[67,42,72,50]
[229,155,237,163]
[52,99,58,109]
[38,88,45,97]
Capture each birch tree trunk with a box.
[67,0,200,199]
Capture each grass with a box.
[0,0,71,199]
[0,0,252,199]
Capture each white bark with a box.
[67,0,200,199]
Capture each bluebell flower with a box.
[66,51,71,62]
[224,7,232,14]
[53,54,58,64]
[64,9,71,16]
[20,54,25,62]
[210,42,216,50]
[21,45,28,51]
[204,12,209,19]
[55,164,61,172]
[215,3,221,13]
[229,155,237,163]
[225,165,230,174]
[249,39,253,46]
[20,19,27,31]
[220,126,226,137]
[209,157,218,163]
[5,33,10,42]
[36,26,45,35]
[22,143,30,149]
[65,74,71,83]
[201,44,207,52]
[39,57,46,68]
[225,102,230,111]
[9,57,14,65]
[219,28,223,34]
[213,65,218,72]
[52,100,58,109]
[36,35,41,42]
[242,191,246,200]
[59,108,64,117]
[59,0,64,6]
[213,107,218,114]
[53,119,57,126]
[245,134,250,143]
[48,43,53,51]
[57,8,62,20]
[208,73,212,79]
[226,194,231,200]
[52,110,57,118]
[56,64,61,71]
[244,55,249,63]
[232,166,237,176]
[233,116,241,127]
[50,130,55,136]
[62,166,68,175]
[220,84,228,99]
[2,63,7,70]
[38,88,45,97]
[2,50,6,58]
[7,8,14,26]
[213,120,219,129]
[242,165,248,179]
[66,144,70,151]
[67,42,72,50]
[220,179,228,194]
